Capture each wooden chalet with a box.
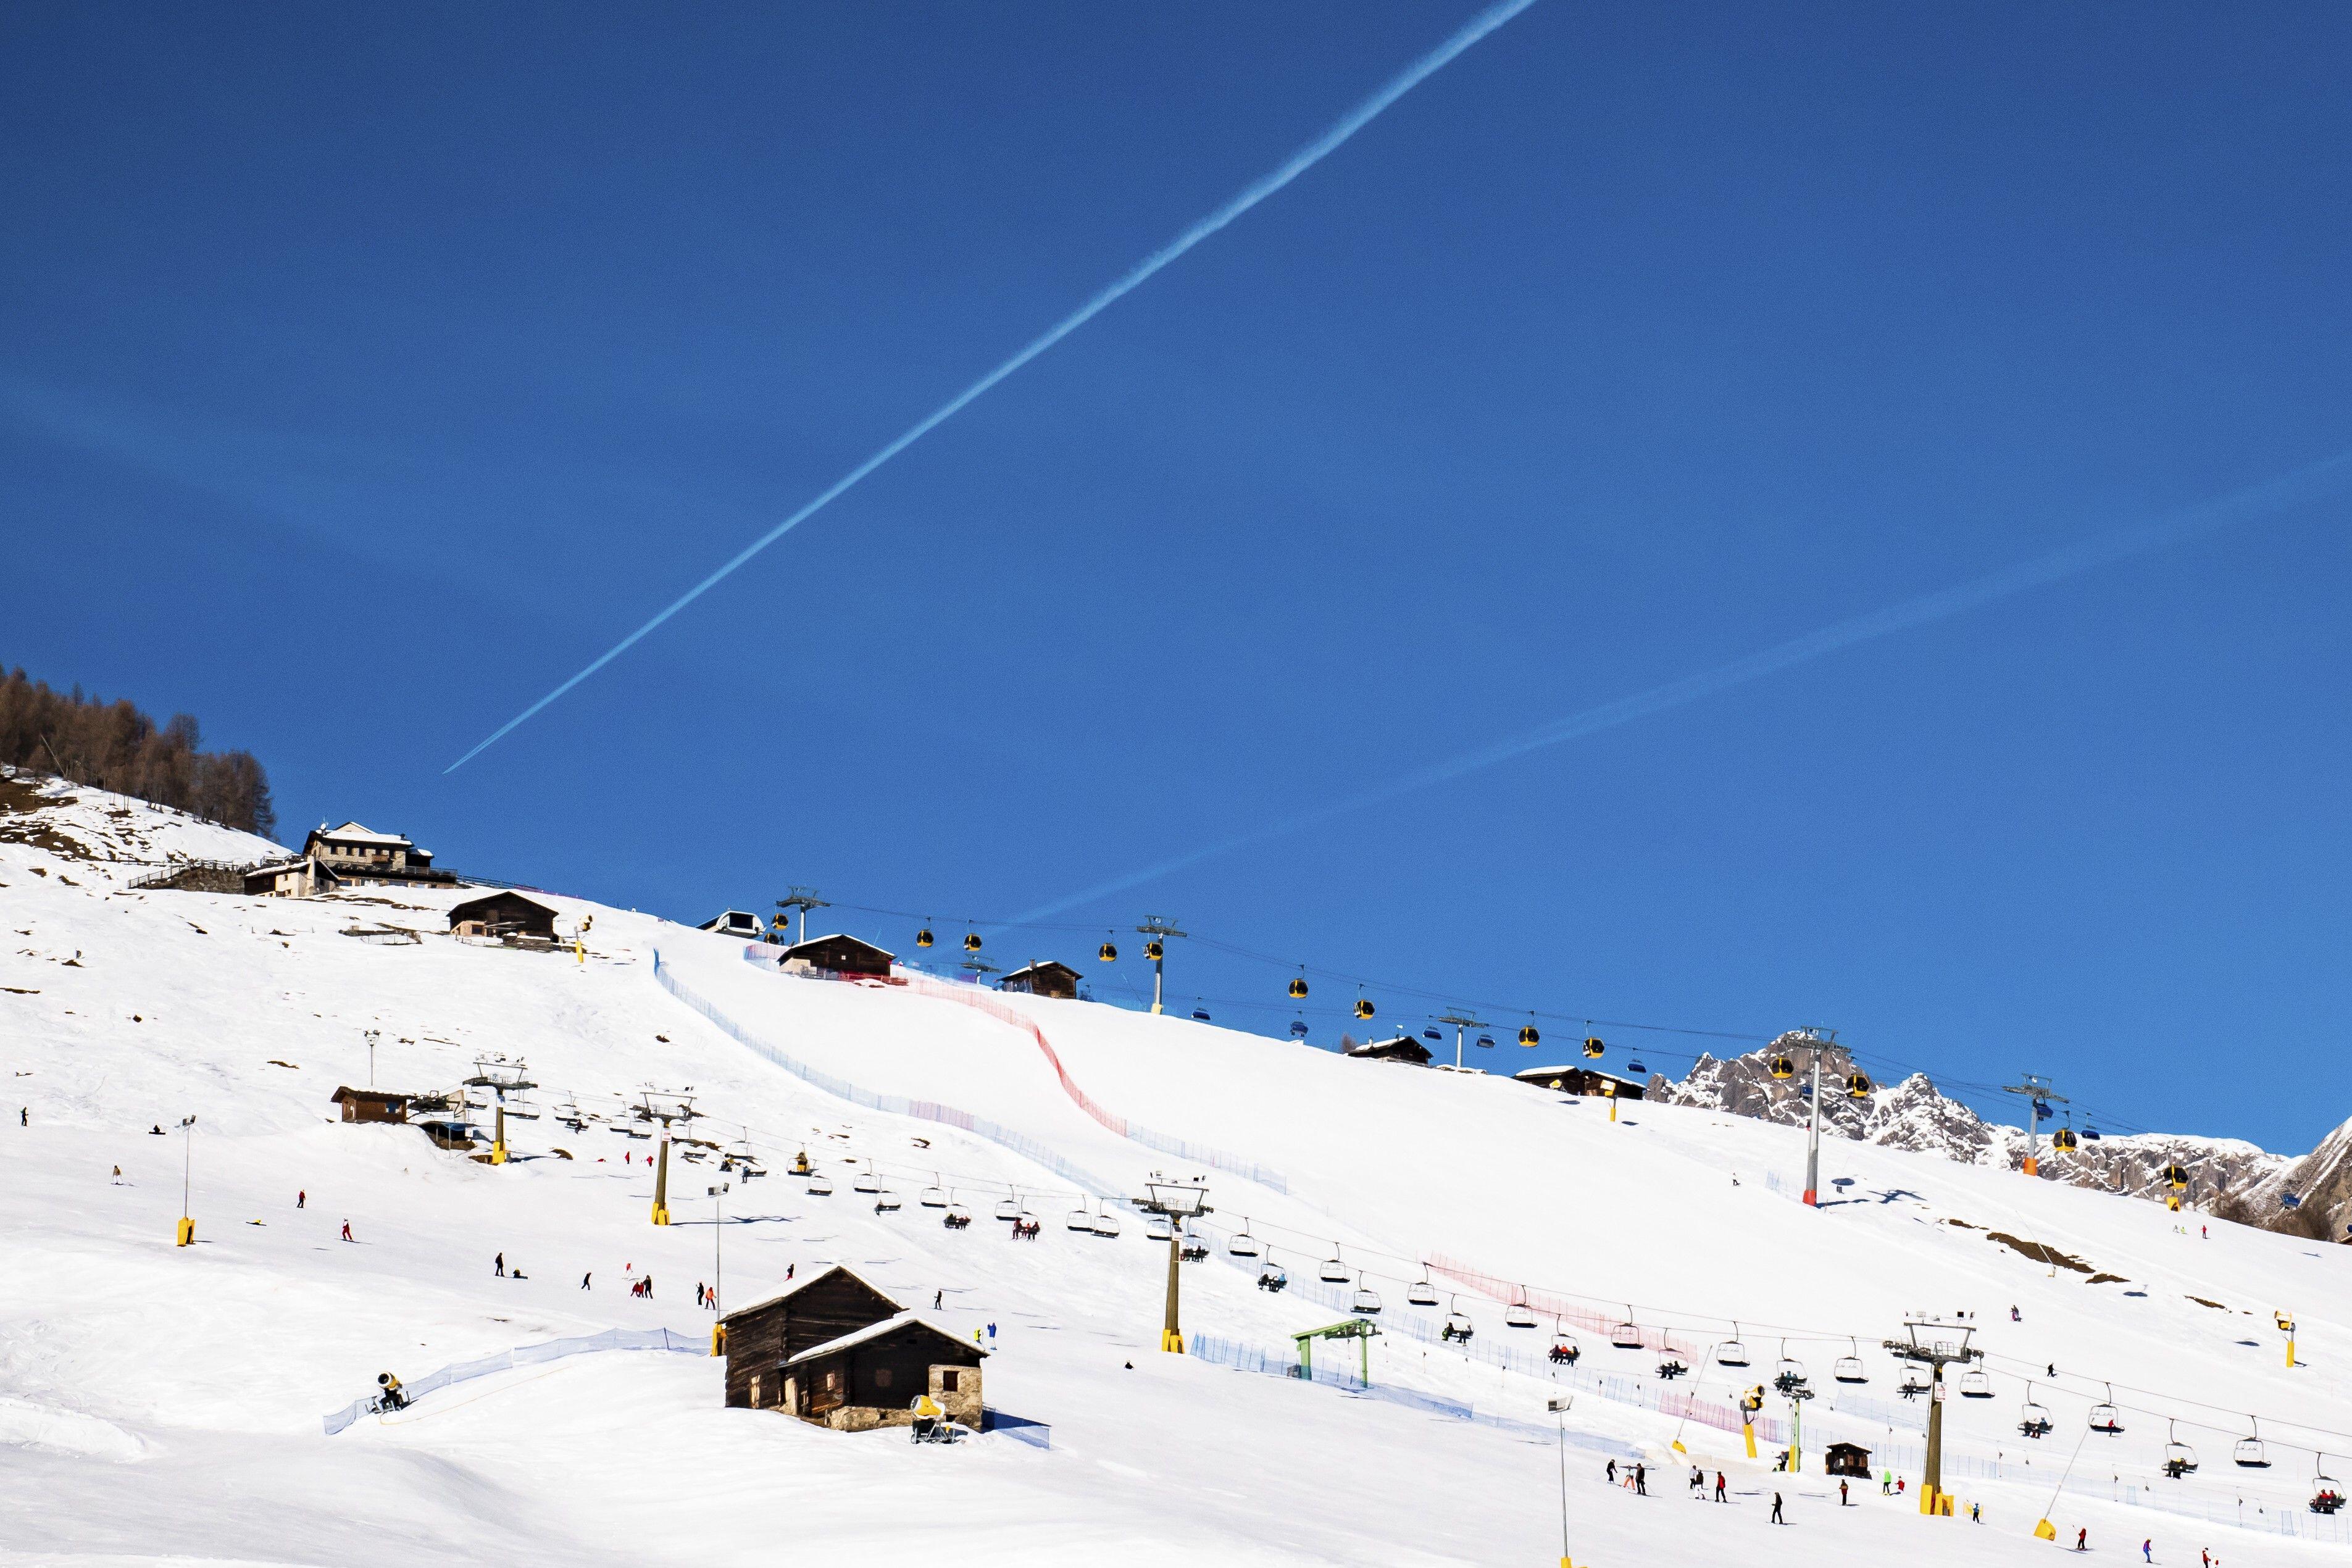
[721,1265,985,1431]
[998,960,1080,999]
[330,1086,414,1124]
[775,933,894,980]
[448,891,559,941]
[1825,1441,1872,1477]
[1514,1065,1646,1100]
[1345,1035,1433,1066]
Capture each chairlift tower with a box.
[635,1087,697,1227]
[774,887,829,948]
[1136,1174,1210,1351]
[467,1057,537,1166]
[1436,1010,1490,1072]
[1883,1319,1983,1515]
[1134,917,1187,1015]
[1767,1027,1838,1206]
[2001,1075,2067,1177]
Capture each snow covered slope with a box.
[4,774,2350,1567]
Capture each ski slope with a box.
[3,772,2348,1567]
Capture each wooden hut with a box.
[448,891,559,940]
[330,1086,413,1124]
[1513,1065,1645,1100]
[1825,1441,1872,1477]
[720,1265,985,1430]
[775,934,894,979]
[999,960,1080,999]
[1345,1035,1433,1066]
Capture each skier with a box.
[297,1190,306,1209]
[1606,1459,1617,1485]
[581,1272,592,1291]
[641,1275,652,1298]
[2010,1305,2020,1322]
[341,1220,353,1241]
[1715,1472,1727,1502]
[19,1108,25,1126]
[111,1165,123,1183]
[1635,1463,1646,1496]
[1882,1469,1893,1495]
[1972,1502,1982,1522]
[2077,1527,2089,1552]
[986,1323,996,1341]
[933,1289,942,1309]
[1896,1477,1906,1496]
[376,1372,407,1411]
[1770,1492,1784,1525]
[494,1252,505,1277]
[2143,1540,2153,1562]
[1840,1480,1850,1507]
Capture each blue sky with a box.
[6,3,2348,1151]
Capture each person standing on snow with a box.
[341,1220,353,1241]
[1840,1480,1849,1506]
[580,1272,591,1290]
[1606,1459,1617,1485]
[297,1190,306,1209]
[2143,1540,2152,1562]
[2077,1527,2088,1552]
[1770,1492,1784,1525]
[1714,1472,1727,1502]
[1634,1463,1646,1496]
[494,1253,505,1277]
[1881,1468,1893,1495]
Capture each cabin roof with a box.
[778,933,895,964]
[720,1262,898,1325]
[1001,959,1079,980]
[782,1311,988,1368]
[311,821,414,847]
[330,1085,412,1104]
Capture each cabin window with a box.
[749,1374,762,1407]
[940,1369,959,1392]
[873,1366,894,1390]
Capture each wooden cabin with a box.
[720,1265,985,1430]
[998,960,1080,999]
[1345,1035,1433,1066]
[330,1086,413,1124]
[448,891,559,940]
[1513,1065,1646,1100]
[775,933,894,980]
[1825,1441,1872,1477]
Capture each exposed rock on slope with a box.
[1651,1036,2288,1212]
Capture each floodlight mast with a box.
[1138,1174,1210,1352]
[1883,1319,1982,1515]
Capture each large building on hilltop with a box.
[244,820,457,896]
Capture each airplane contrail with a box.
[1006,448,2352,926]
[445,0,1544,773]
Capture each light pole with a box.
[1135,917,1186,1015]
[707,1181,730,1354]
[363,1028,379,1088]
[1549,1393,1573,1568]
[1138,1174,1209,1352]
[175,1115,197,1246]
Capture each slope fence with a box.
[1188,1332,1640,1459]
[322,1326,703,1435]
[656,951,1124,1199]
[730,943,1289,1193]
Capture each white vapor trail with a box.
[1006,449,2352,927]
[445,0,1543,773]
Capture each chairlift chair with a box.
[1422,1027,1442,1041]
[920,1177,947,1208]
[1146,1214,1174,1243]
[994,1195,1021,1222]
[1610,1313,1644,1351]
[2163,1422,2199,1477]
[1506,1299,1538,1330]
[1180,1232,1209,1263]
[1227,1222,1261,1259]
[1257,1254,1289,1293]
[853,1164,881,1195]
[805,1170,833,1197]
[1476,1035,1495,1049]
[1350,1275,1383,1315]
[1834,1338,1868,1385]
[1092,1207,1123,1240]
[1407,1274,1440,1308]
[2235,1418,2271,1469]
[1958,1367,1993,1399]
[1289,1020,1310,1039]
[1717,1325,1751,1367]
[1549,1325,1582,1365]
[2090,1385,2124,1434]
[1627,1059,1647,1075]
[874,1190,901,1213]
[2311,1456,2344,1516]
[943,1199,972,1229]
[1319,1251,1351,1285]
[1900,1367,1929,1399]
[1774,1342,1806,1385]
[2019,1387,2053,1439]
[1065,1204,1095,1232]
[1442,1302,1476,1343]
